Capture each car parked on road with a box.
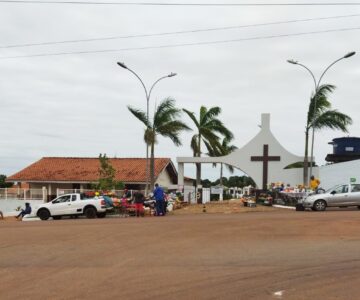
[36,193,107,220]
[302,183,360,211]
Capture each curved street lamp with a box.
[117,62,177,194]
[287,51,356,185]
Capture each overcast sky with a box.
[0,0,359,181]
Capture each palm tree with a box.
[303,84,352,184]
[208,137,238,186]
[128,98,191,190]
[183,106,233,186]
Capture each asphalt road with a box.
[1,209,360,299]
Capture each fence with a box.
[0,188,46,216]
[56,189,145,198]
[0,188,46,201]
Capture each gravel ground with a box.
[1,209,360,299]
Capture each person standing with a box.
[153,183,165,216]
[133,191,145,217]
[310,175,321,193]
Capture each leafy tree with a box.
[94,154,124,191]
[227,175,256,188]
[203,175,255,188]
[0,174,13,188]
[128,98,191,190]
[200,179,212,188]
[183,106,233,186]
[303,84,352,184]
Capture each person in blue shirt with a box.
[16,202,31,220]
[153,183,165,216]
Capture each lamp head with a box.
[287,59,298,65]
[117,62,127,69]
[168,72,177,77]
[344,51,356,58]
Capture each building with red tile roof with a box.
[7,157,178,199]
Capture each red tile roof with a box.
[7,157,176,183]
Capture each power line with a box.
[1,14,360,49]
[1,26,359,60]
[1,1,360,6]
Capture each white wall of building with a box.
[282,167,319,187]
[178,114,308,189]
[320,160,360,190]
[156,168,174,188]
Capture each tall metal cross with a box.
[251,144,281,190]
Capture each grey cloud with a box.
[1,3,359,180]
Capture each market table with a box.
[279,191,312,206]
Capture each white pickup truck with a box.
[36,193,107,220]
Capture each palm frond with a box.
[153,98,180,127]
[183,108,200,128]
[313,110,352,132]
[204,119,234,140]
[202,106,221,124]
[157,120,191,137]
[162,132,182,146]
[200,127,221,145]
[307,84,336,125]
[199,106,208,125]
[127,106,150,127]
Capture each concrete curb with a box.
[272,205,296,210]
[22,217,42,222]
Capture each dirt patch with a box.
[2,210,360,299]
[0,216,18,222]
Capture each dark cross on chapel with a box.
[251,144,281,190]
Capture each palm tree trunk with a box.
[195,164,201,186]
[150,142,155,191]
[303,128,309,186]
[220,163,223,186]
[196,134,202,187]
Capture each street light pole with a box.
[287,51,356,186]
[117,62,177,194]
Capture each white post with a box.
[24,189,26,201]
[5,188,7,200]
[178,163,184,187]
[48,184,52,199]
[42,187,47,202]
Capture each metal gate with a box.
[202,188,211,204]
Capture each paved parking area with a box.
[1,209,360,299]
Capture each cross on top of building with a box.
[251,144,281,190]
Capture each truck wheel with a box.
[38,209,50,220]
[314,200,326,211]
[53,216,62,220]
[97,212,106,218]
[84,207,96,219]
